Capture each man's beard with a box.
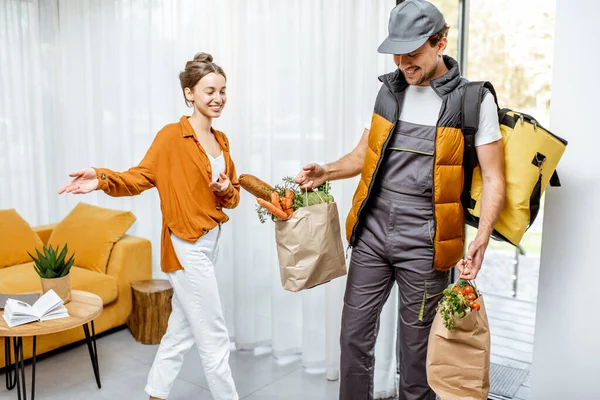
[414,65,438,86]
[404,56,440,86]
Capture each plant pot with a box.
[40,273,72,304]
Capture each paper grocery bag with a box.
[426,294,491,400]
[274,201,347,292]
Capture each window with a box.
[463,0,556,385]
[465,0,556,301]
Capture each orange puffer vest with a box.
[346,56,470,271]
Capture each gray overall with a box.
[339,120,451,400]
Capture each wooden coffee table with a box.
[0,290,103,400]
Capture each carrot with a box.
[284,190,294,210]
[258,198,288,220]
[285,208,293,217]
[271,192,284,211]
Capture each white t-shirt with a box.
[207,152,225,183]
[366,85,502,146]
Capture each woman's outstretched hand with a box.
[58,168,99,194]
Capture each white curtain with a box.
[0,0,399,397]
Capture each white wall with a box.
[531,0,600,398]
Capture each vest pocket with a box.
[380,149,434,195]
[427,219,435,245]
[379,121,436,195]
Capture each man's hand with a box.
[460,138,504,280]
[295,163,328,191]
[210,173,231,193]
[458,137,504,280]
[294,128,369,189]
[457,236,489,280]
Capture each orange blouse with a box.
[95,116,240,273]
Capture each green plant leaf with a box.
[50,244,57,260]
[43,245,51,261]
[56,244,68,266]
[33,263,42,277]
[63,255,75,275]
[65,253,75,267]
[40,255,51,272]
[46,269,59,279]
[35,260,45,271]
[50,245,59,268]
[27,250,39,263]
[60,257,73,277]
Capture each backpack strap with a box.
[550,171,561,187]
[461,81,499,211]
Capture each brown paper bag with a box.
[426,294,491,400]
[274,201,347,292]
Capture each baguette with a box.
[239,174,275,201]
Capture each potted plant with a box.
[28,244,75,304]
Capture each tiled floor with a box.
[486,294,535,400]
[0,328,340,400]
[1,292,535,400]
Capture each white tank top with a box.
[207,152,225,183]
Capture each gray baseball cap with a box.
[378,0,446,55]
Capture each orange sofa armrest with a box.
[33,224,58,245]
[106,235,152,284]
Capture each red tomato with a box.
[464,286,474,294]
[467,293,477,301]
[452,287,465,296]
[472,302,481,311]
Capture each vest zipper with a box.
[430,82,447,268]
[432,122,437,266]
[348,84,399,247]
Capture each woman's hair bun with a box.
[193,52,213,63]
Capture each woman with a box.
[59,52,240,400]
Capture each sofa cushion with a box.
[48,202,136,274]
[0,209,44,270]
[0,263,118,306]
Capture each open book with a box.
[2,289,69,328]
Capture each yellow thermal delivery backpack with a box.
[461,81,568,246]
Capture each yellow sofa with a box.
[0,223,152,365]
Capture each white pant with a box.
[145,226,238,400]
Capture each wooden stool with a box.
[128,279,173,344]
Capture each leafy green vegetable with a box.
[436,282,480,331]
[298,191,335,207]
[257,176,335,223]
[437,288,466,331]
